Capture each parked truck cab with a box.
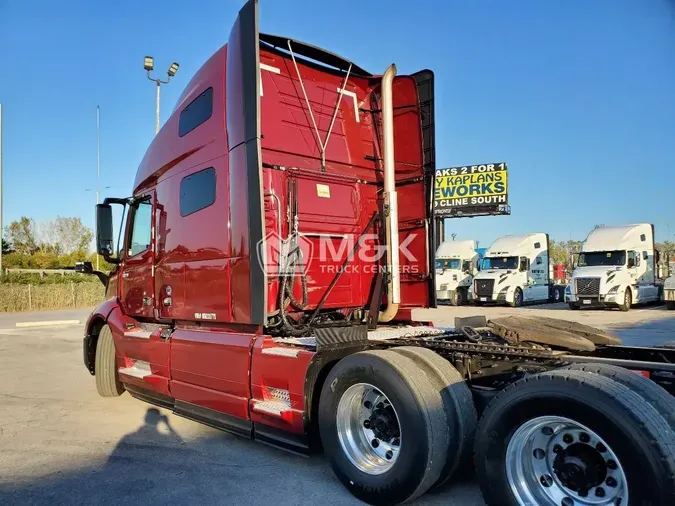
[78,2,675,505]
[664,273,675,309]
[435,239,480,305]
[566,223,661,311]
[468,232,563,307]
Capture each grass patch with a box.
[0,281,105,312]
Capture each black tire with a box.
[448,290,459,306]
[389,346,478,489]
[667,301,675,310]
[618,287,632,312]
[550,286,561,303]
[561,362,675,430]
[474,369,675,506]
[318,349,449,505]
[452,288,465,306]
[94,324,125,397]
[568,302,580,310]
[509,287,523,308]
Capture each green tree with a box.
[43,216,94,255]
[548,239,568,266]
[5,217,39,255]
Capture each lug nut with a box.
[563,433,574,444]
[363,420,371,429]
[579,432,590,443]
[553,444,563,454]
[595,487,606,497]
[385,450,393,460]
[606,477,617,487]
[562,497,574,506]
[371,439,379,448]
[596,442,607,453]
[540,475,553,487]
[542,426,554,436]
[607,459,617,470]
[533,448,545,460]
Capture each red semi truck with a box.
[80,1,675,504]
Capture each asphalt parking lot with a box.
[1,303,674,505]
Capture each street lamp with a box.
[145,56,179,134]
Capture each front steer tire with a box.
[474,368,675,506]
[94,324,125,397]
[318,349,449,506]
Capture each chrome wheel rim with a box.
[335,383,401,475]
[506,415,628,506]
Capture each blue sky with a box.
[1,0,674,248]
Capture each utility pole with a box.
[96,105,100,271]
[0,103,3,273]
[85,106,109,269]
[144,56,179,134]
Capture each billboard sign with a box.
[433,162,510,217]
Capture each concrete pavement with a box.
[0,308,93,330]
[2,303,674,505]
[0,318,484,506]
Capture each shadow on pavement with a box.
[0,407,483,506]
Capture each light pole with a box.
[144,56,179,134]
[84,105,110,270]
[0,103,3,273]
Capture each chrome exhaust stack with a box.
[378,64,401,323]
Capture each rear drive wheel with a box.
[318,349,449,505]
[561,362,675,429]
[94,324,124,397]
[451,288,465,306]
[474,369,675,506]
[618,288,632,312]
[389,346,478,489]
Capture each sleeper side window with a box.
[128,200,152,257]
[180,167,216,217]
[179,87,214,137]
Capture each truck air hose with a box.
[278,241,312,337]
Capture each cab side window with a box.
[128,200,152,257]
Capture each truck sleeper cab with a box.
[468,232,565,307]
[86,0,438,494]
[435,239,480,306]
[566,223,662,311]
[81,2,675,506]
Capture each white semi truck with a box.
[435,240,481,305]
[665,274,675,310]
[468,232,565,307]
[565,223,661,311]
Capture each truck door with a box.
[120,194,155,319]
[114,192,171,397]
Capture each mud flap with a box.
[488,316,614,352]
[488,316,595,351]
